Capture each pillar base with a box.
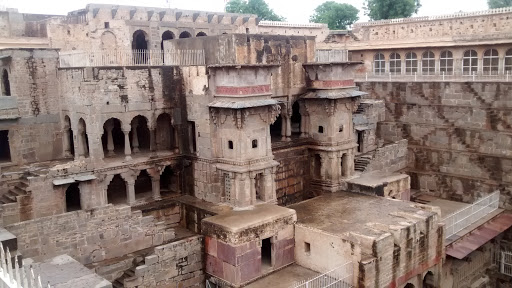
[124,156,133,161]
[133,147,140,153]
[107,151,115,157]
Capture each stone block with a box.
[145,255,158,266]
[217,240,236,266]
[222,261,240,285]
[205,254,223,277]
[205,236,217,257]
[240,257,261,283]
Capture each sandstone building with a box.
[0,3,511,288]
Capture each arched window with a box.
[179,31,192,39]
[389,53,401,74]
[422,51,435,75]
[505,49,512,74]
[373,53,385,75]
[483,49,499,75]
[440,51,454,75]
[196,32,207,37]
[1,69,11,96]
[161,30,175,50]
[405,52,418,75]
[462,50,478,75]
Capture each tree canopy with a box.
[363,0,421,20]
[487,0,512,8]
[310,1,359,30]
[225,0,285,21]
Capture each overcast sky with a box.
[1,0,490,23]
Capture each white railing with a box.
[356,71,512,82]
[443,191,500,240]
[353,7,512,27]
[259,21,326,28]
[291,262,353,288]
[59,49,206,68]
[316,50,348,63]
[501,251,512,277]
[0,243,49,288]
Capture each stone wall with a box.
[6,204,174,264]
[273,146,310,206]
[124,235,204,288]
[365,139,408,173]
[359,81,512,208]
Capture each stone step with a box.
[112,280,124,288]
[1,195,16,204]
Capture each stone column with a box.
[77,128,85,159]
[131,122,140,153]
[319,154,326,180]
[126,180,136,205]
[122,127,132,161]
[105,122,115,156]
[286,116,292,138]
[63,128,72,157]
[173,127,180,152]
[250,173,257,205]
[151,178,161,200]
[338,153,344,180]
[149,128,156,152]
[280,116,287,140]
[262,170,274,202]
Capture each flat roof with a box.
[347,172,409,188]
[289,192,435,239]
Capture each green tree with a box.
[363,0,421,20]
[225,0,285,21]
[487,0,512,8]
[310,1,359,30]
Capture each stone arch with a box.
[130,115,150,152]
[132,30,149,64]
[270,114,283,139]
[134,169,152,200]
[341,153,349,177]
[107,174,127,205]
[156,113,175,151]
[196,31,207,37]
[65,182,81,212]
[64,115,75,157]
[102,118,124,157]
[179,31,192,39]
[422,271,435,288]
[2,68,11,96]
[77,118,89,158]
[404,284,415,288]
[100,31,117,50]
[291,101,301,135]
[160,165,178,196]
[161,30,175,50]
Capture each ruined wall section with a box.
[6,204,174,264]
[273,146,310,206]
[359,81,512,208]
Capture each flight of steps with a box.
[0,179,29,205]
[355,153,373,172]
[354,103,365,114]
[112,256,145,288]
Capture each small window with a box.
[1,69,11,96]
[228,140,233,149]
[318,126,324,133]
[304,242,311,255]
[246,28,250,34]
[104,22,110,28]
[252,139,258,148]
[339,125,344,132]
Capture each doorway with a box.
[65,183,81,212]
[261,237,272,270]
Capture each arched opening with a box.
[130,115,150,153]
[255,173,264,201]
[100,31,117,51]
[196,32,207,37]
[132,30,149,64]
[422,51,435,75]
[440,50,454,75]
[462,50,478,75]
[423,271,435,288]
[179,31,192,39]
[483,49,499,75]
[161,30,175,50]
[64,116,74,157]
[404,284,415,288]
[357,130,364,153]
[373,53,385,75]
[156,113,175,151]
[107,174,127,205]
[270,115,283,140]
[1,69,10,96]
[160,166,177,196]
[102,118,124,157]
[65,183,81,212]
[341,153,349,177]
[505,49,512,74]
[405,52,418,75]
[389,52,401,75]
[135,170,152,200]
[314,154,321,179]
[291,101,301,136]
[78,118,89,158]
[0,130,11,163]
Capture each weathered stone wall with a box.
[124,235,204,288]
[365,139,408,173]
[273,146,310,206]
[359,81,512,208]
[6,204,173,264]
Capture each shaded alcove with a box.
[64,116,75,157]
[132,30,149,64]
[179,31,192,38]
[134,170,152,199]
[196,32,207,37]
[291,101,301,135]
[161,30,175,50]
[65,183,81,212]
[107,174,127,205]
[160,166,178,196]
[261,237,272,270]
[130,115,151,152]
[270,115,283,138]
[2,69,10,96]
[102,118,124,157]
[156,113,174,151]
[0,130,11,162]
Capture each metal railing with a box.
[355,71,512,82]
[59,49,206,68]
[316,50,348,63]
[443,191,500,239]
[259,21,326,28]
[291,262,353,288]
[500,251,512,277]
[0,243,49,288]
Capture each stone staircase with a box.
[0,178,29,205]
[355,103,365,114]
[355,153,374,172]
[112,255,146,288]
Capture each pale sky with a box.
[1,0,490,23]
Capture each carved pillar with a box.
[280,116,287,140]
[63,128,72,157]
[152,178,161,200]
[286,117,292,138]
[131,122,140,153]
[77,127,85,159]
[338,152,343,180]
[173,126,180,152]
[263,169,274,202]
[149,128,156,152]
[319,154,326,180]
[122,127,132,161]
[105,122,115,156]
[126,180,136,205]
[250,173,257,205]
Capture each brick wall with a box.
[273,146,310,206]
